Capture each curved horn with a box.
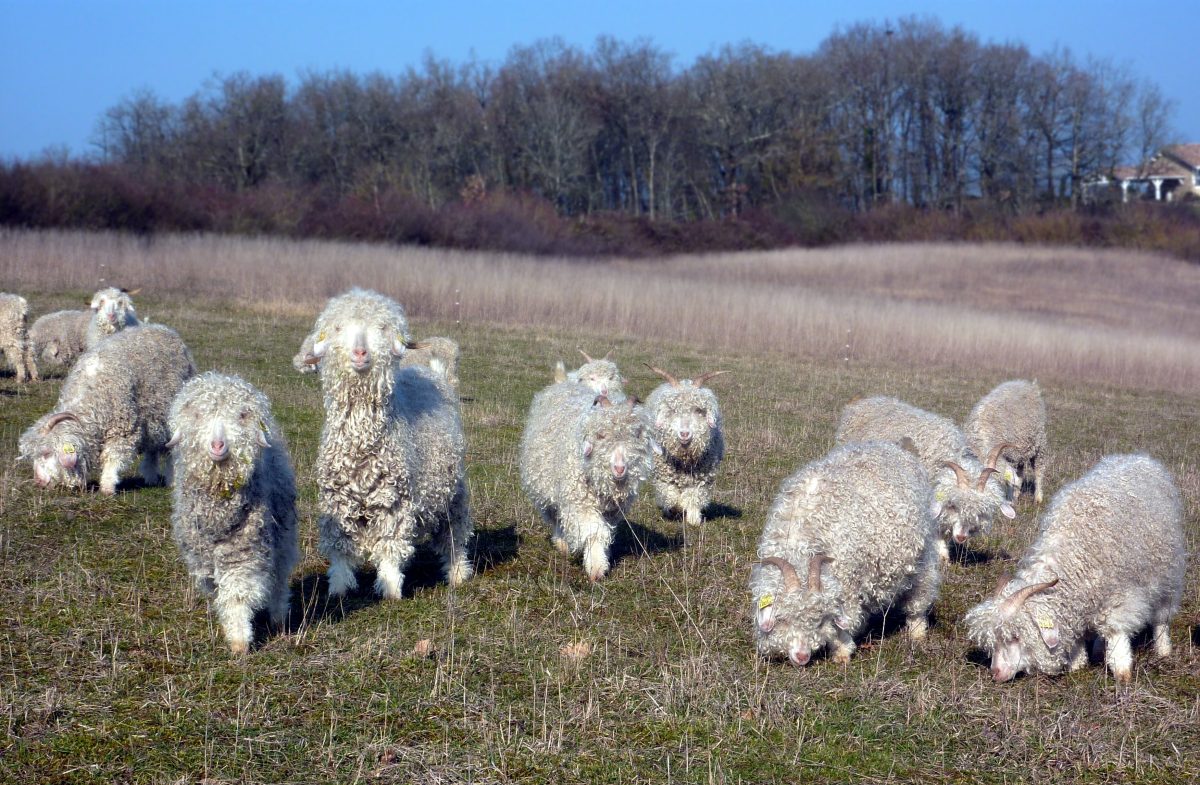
[807,554,834,592]
[578,349,596,363]
[942,461,971,489]
[975,467,999,492]
[990,574,1011,599]
[986,443,1015,470]
[121,287,142,296]
[999,578,1059,616]
[42,412,80,433]
[759,556,801,593]
[692,370,729,387]
[643,363,679,386]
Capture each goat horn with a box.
[302,354,321,366]
[986,443,1015,470]
[991,574,1011,599]
[759,557,801,593]
[602,348,613,361]
[644,363,679,386]
[579,349,596,363]
[43,412,80,433]
[975,467,999,492]
[122,287,142,296]
[692,370,729,387]
[807,554,833,592]
[999,578,1059,616]
[942,461,971,489]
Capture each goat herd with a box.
[0,286,1188,684]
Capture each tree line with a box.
[90,18,1175,220]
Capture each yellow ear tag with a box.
[1004,469,1015,482]
[758,594,774,610]
[259,420,268,433]
[318,331,326,341]
[1037,616,1054,629]
[62,444,76,454]
[935,489,947,501]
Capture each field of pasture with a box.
[1,230,1198,783]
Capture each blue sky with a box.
[2,0,1197,160]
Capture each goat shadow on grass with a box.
[949,542,1008,566]
[609,518,683,568]
[472,523,521,574]
[287,546,462,628]
[659,502,743,523]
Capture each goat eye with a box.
[239,410,251,421]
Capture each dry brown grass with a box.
[3,229,1200,395]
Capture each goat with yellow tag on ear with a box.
[965,454,1185,684]
[964,379,1049,504]
[836,395,1013,563]
[18,324,195,495]
[750,438,942,668]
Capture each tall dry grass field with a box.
[3,228,1200,394]
[1,230,1197,783]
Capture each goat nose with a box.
[953,532,968,544]
[679,430,691,442]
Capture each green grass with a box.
[1,291,1197,784]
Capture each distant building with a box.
[1087,144,1200,203]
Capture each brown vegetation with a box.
[3,229,1200,395]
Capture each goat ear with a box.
[58,450,77,470]
[654,412,666,430]
[705,410,717,429]
[649,439,663,457]
[1035,615,1060,649]
[929,499,944,518]
[833,612,852,630]
[1000,503,1016,519]
[582,441,593,459]
[755,601,776,633]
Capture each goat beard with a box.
[200,455,251,498]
